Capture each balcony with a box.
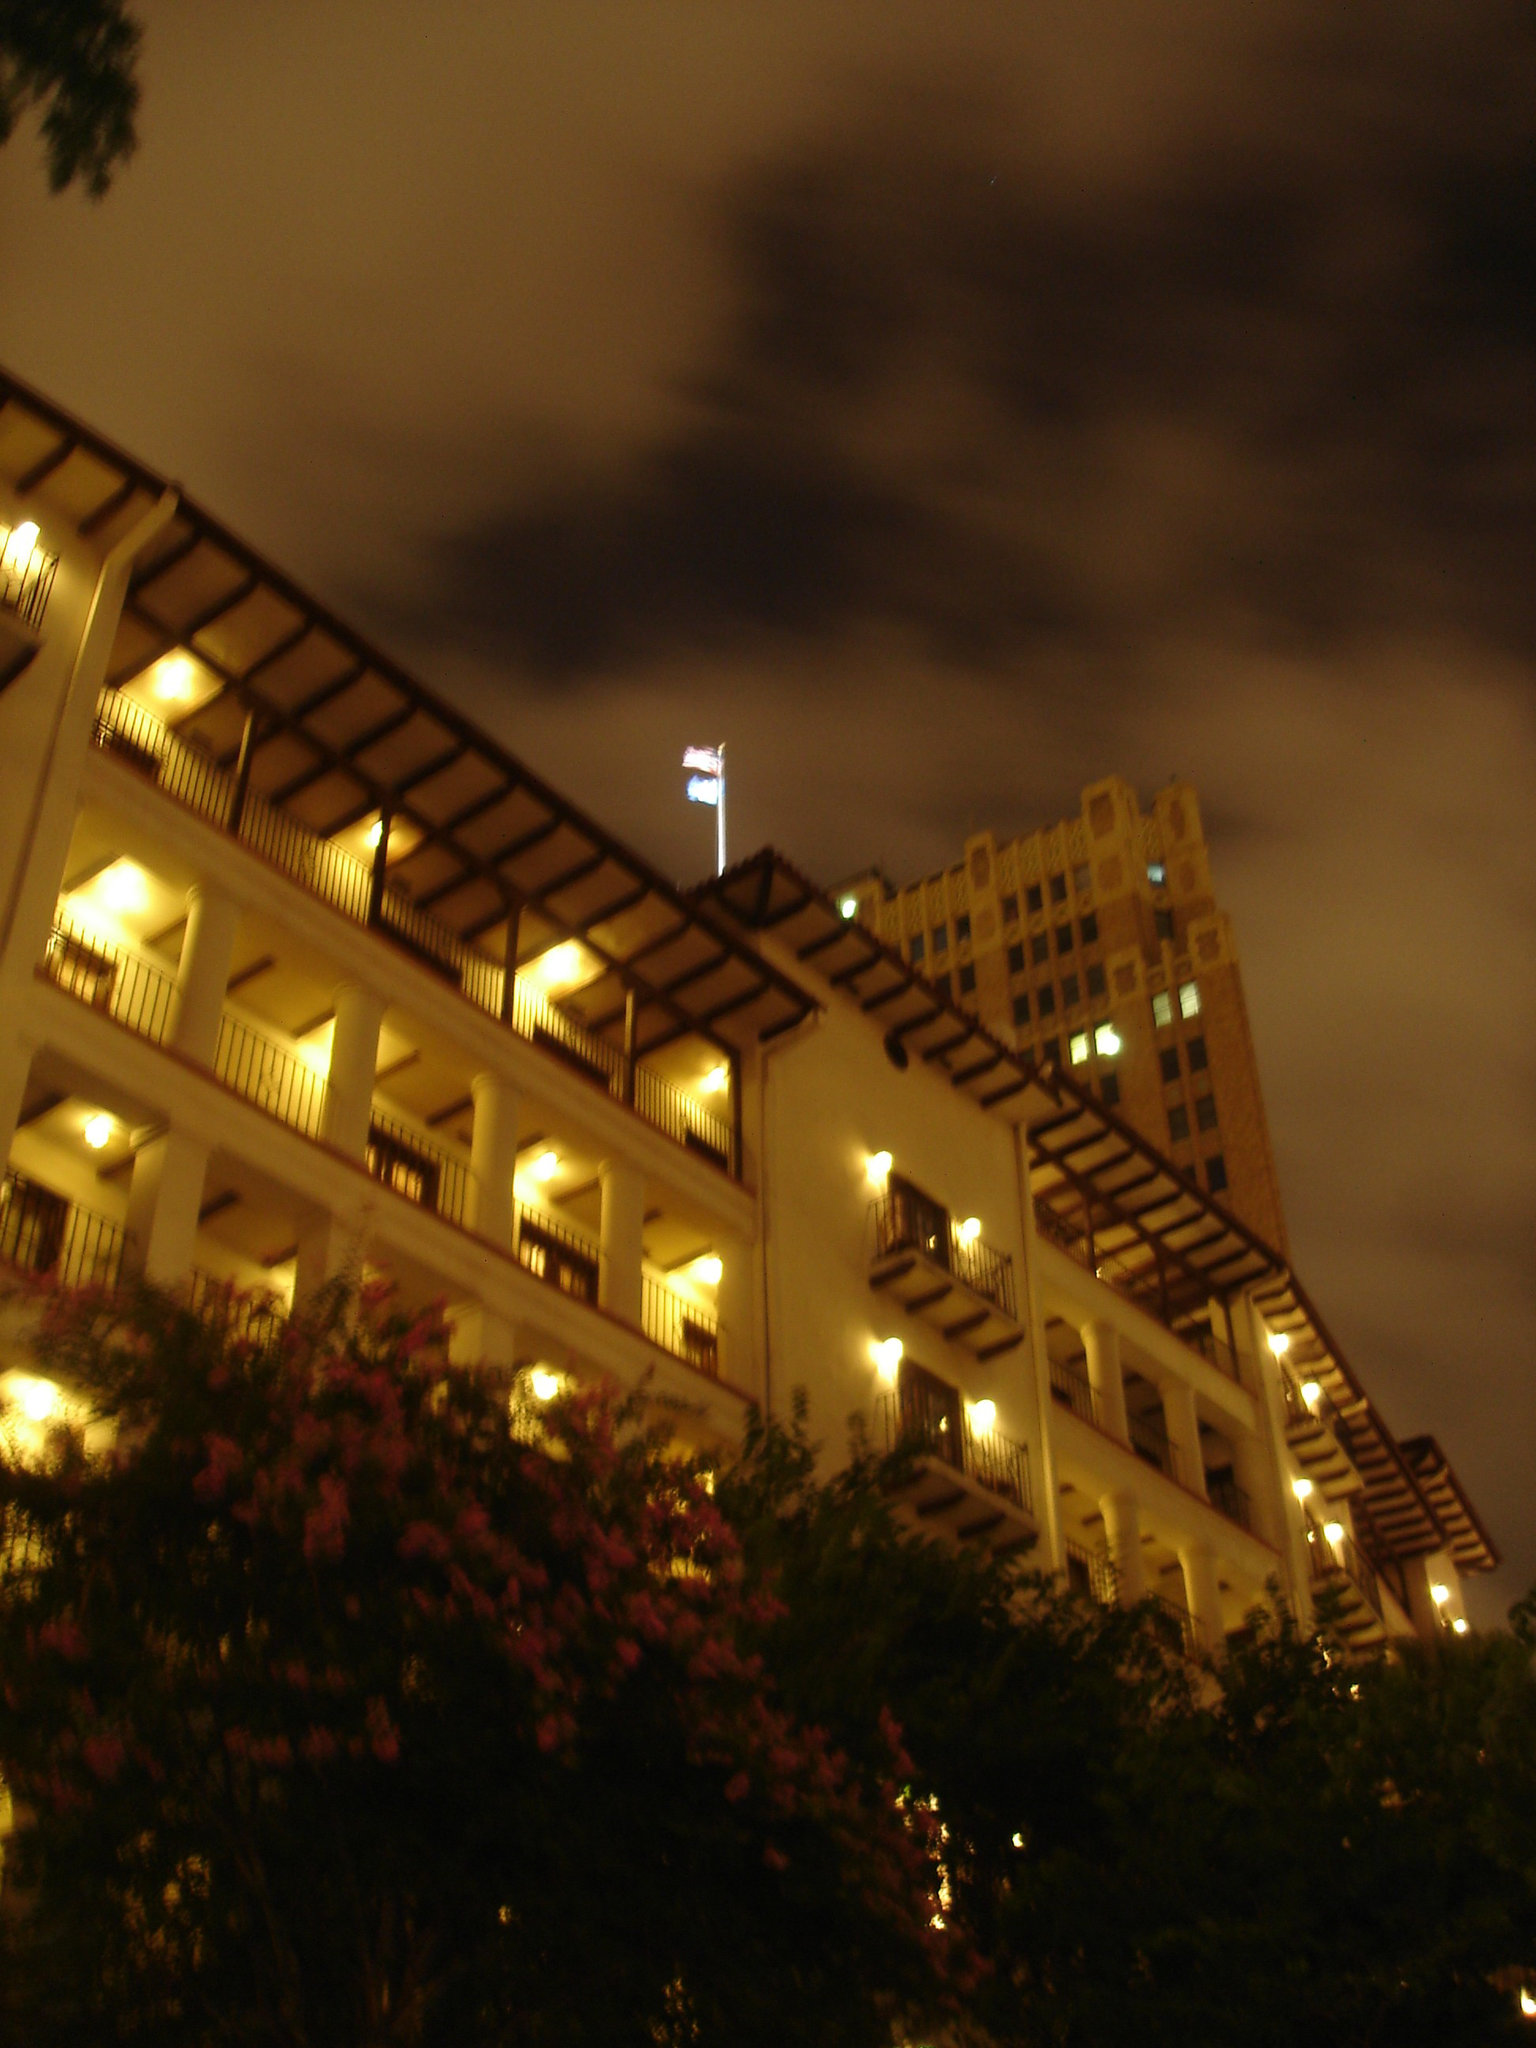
[869,1184,1023,1360]
[1147,1589,1202,1661]
[87,691,736,1175]
[1306,1515,1386,1645]
[1127,1406,1184,1486]
[879,1376,1036,1556]
[34,919,723,1382]
[1050,1354,1101,1428]
[1280,1369,1361,1499]
[1206,1470,1254,1534]
[0,520,57,685]
[1064,1537,1116,1606]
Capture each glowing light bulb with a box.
[958,1216,981,1244]
[1094,1024,1122,1058]
[700,1063,728,1094]
[152,653,195,702]
[1323,1521,1344,1546]
[839,896,857,919]
[693,1254,723,1285]
[971,1399,997,1434]
[535,942,582,987]
[1267,1330,1291,1356]
[871,1337,903,1381]
[865,1150,892,1188]
[83,1113,113,1150]
[1521,1987,1536,2018]
[1291,1476,1313,1501]
[532,1150,558,1181]
[1300,1380,1322,1408]
[12,1374,61,1422]
[365,818,385,849]
[100,860,148,913]
[530,1368,561,1402]
[1452,1617,1469,1636]
[1430,1582,1451,1607]
[3,520,39,570]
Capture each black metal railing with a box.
[1308,1515,1381,1618]
[1128,1409,1182,1484]
[1181,1322,1239,1383]
[0,524,57,631]
[185,1269,288,1348]
[1206,1472,1252,1532]
[44,917,178,1044]
[512,1199,600,1303]
[90,689,737,1174]
[642,1275,719,1378]
[365,1109,469,1229]
[1064,1538,1116,1606]
[1147,1591,1201,1660]
[214,1013,329,1142]
[1282,1368,1343,1435]
[0,1170,127,1288]
[1049,1354,1102,1429]
[879,1391,1033,1517]
[870,1190,1017,1319]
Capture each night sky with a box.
[2,0,1531,1616]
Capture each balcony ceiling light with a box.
[1300,1380,1322,1408]
[1267,1330,1291,1356]
[1431,1582,1451,1606]
[529,941,587,991]
[151,652,196,702]
[1291,1476,1314,1500]
[971,1398,997,1434]
[699,1063,729,1095]
[83,1112,113,1150]
[693,1253,723,1285]
[870,1336,902,1380]
[98,859,149,915]
[531,1149,559,1181]
[865,1149,892,1188]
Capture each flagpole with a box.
[716,741,726,877]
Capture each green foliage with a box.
[0,1285,963,2046]
[0,0,141,196]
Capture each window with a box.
[1195,1093,1218,1132]
[956,913,971,942]
[1167,1104,1191,1142]
[1080,912,1098,945]
[1178,979,1201,1018]
[1049,873,1067,903]
[958,964,976,995]
[1093,1021,1120,1058]
[1187,1034,1208,1072]
[1147,861,1166,886]
[934,924,950,955]
[1026,883,1043,914]
[1152,990,1174,1028]
[1069,1031,1090,1065]
[1042,1035,1060,1065]
[1003,893,1019,925]
[1205,1154,1228,1193]
[1159,1047,1181,1083]
[1012,992,1030,1025]
[1155,908,1175,942]
[1056,923,1074,954]
[910,933,925,964]
[1037,985,1056,1017]
[1061,972,1080,1008]
[1100,1072,1121,1107]
[1073,862,1091,892]
[1007,942,1025,974]
[1031,933,1050,965]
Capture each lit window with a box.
[910,933,925,964]
[1152,990,1174,1028]
[1094,1022,1121,1058]
[839,895,858,919]
[1037,985,1056,1017]
[1069,1031,1090,1065]
[955,914,970,942]
[1026,883,1043,914]
[1195,1094,1218,1132]
[1147,861,1166,886]
[1178,980,1201,1019]
[1061,973,1079,1008]
[1079,912,1098,945]
[1160,1047,1181,1083]
[1168,1104,1190,1142]
[1007,942,1025,974]
[1031,933,1050,965]
[1012,992,1030,1025]
[1100,1072,1121,1107]
[1055,923,1074,954]
[1205,1154,1228,1193]
[1086,963,1106,999]
[958,964,975,995]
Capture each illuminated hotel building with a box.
[0,368,1496,1692]
[837,783,1289,1249]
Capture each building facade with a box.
[837,781,1289,1249]
[0,369,1496,1684]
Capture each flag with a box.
[682,745,722,775]
[686,774,719,807]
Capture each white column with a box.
[170,883,240,1064]
[1082,1317,1129,1443]
[1229,1428,1274,1543]
[123,1128,208,1285]
[467,1072,521,1247]
[1179,1538,1225,1657]
[0,1031,36,1180]
[1160,1375,1206,1497]
[1243,1295,1311,1621]
[450,1301,518,1372]
[714,1232,755,1391]
[1101,1488,1145,1605]
[597,1159,645,1326]
[321,983,386,1158]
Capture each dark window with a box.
[1003,893,1020,925]
[958,964,976,995]
[1100,1072,1121,1107]
[956,914,970,941]
[1206,1154,1228,1193]
[517,1218,599,1303]
[1056,923,1074,954]
[909,933,925,963]
[1073,862,1092,891]
[1167,1104,1191,1142]
[1061,973,1080,1008]
[1159,1047,1181,1083]
[1031,933,1050,965]
[1042,1035,1060,1064]
[1049,873,1068,904]
[933,924,949,953]
[1037,984,1056,1017]
[1155,908,1175,941]
[1012,992,1030,1025]
[1026,883,1043,914]
[1187,1034,1208,1072]
[1007,942,1025,974]
[1080,912,1098,945]
[367,1124,441,1212]
[1195,1093,1219,1132]
[1086,963,1107,999]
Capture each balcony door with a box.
[887,1175,951,1270]
[896,1359,964,1470]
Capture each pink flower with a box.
[82,1731,125,1780]
[724,1771,750,1803]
